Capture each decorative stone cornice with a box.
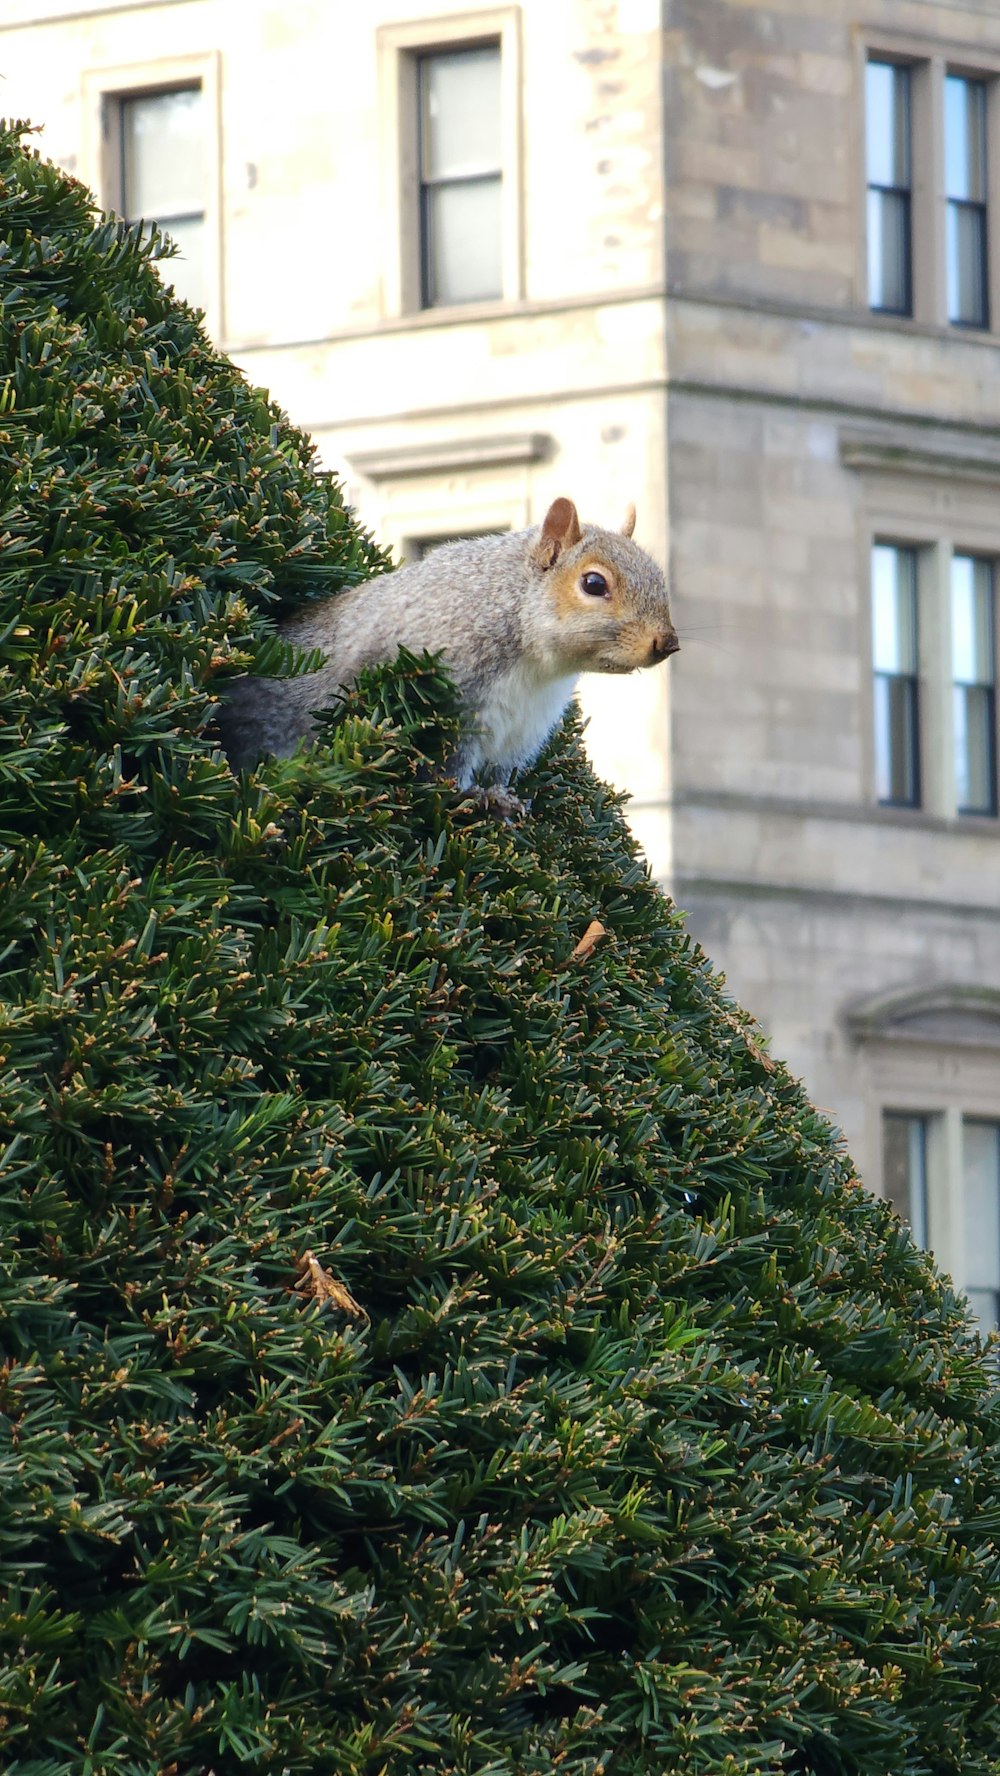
[347,433,553,481]
[839,423,1000,484]
[845,982,1000,1049]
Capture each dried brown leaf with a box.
[570,919,607,963]
[294,1250,370,1323]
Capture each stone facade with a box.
[662,0,1000,1273]
[1,0,672,821]
[2,0,998,1298]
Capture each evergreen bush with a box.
[2,120,1000,1776]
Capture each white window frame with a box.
[377,9,523,319]
[81,54,224,341]
[858,33,1000,333]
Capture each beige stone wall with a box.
[663,0,1000,1208]
[664,0,1000,313]
[0,0,667,339]
[0,0,673,800]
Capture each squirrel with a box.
[218,496,679,814]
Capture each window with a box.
[944,76,989,327]
[114,86,206,312]
[962,1120,1000,1333]
[418,44,502,307]
[859,997,1000,1346]
[951,555,998,814]
[878,1105,1000,1338]
[863,48,995,330]
[866,60,912,315]
[871,543,921,806]
[376,11,521,318]
[861,522,1000,821]
[882,1111,929,1246]
[82,56,220,335]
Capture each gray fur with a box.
[218,513,675,786]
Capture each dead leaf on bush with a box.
[570,919,607,963]
[294,1250,370,1323]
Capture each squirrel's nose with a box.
[650,630,680,663]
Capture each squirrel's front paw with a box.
[460,783,532,823]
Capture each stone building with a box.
[2,0,998,1322]
[663,0,1000,1331]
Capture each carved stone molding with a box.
[845,982,1000,1049]
[347,433,553,481]
[840,423,1000,485]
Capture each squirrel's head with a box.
[530,497,679,675]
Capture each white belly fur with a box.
[468,664,579,780]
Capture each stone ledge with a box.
[347,432,554,480]
[844,982,1000,1049]
[840,423,1000,484]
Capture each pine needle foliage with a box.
[2,120,1000,1776]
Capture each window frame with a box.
[950,552,998,816]
[870,539,923,808]
[857,480,1000,823]
[865,57,914,317]
[377,493,528,568]
[116,86,207,311]
[960,1116,1000,1334]
[417,43,504,309]
[875,1098,1000,1337]
[859,34,1000,334]
[943,73,990,328]
[377,9,523,320]
[881,1108,931,1246]
[81,54,223,340]
[851,988,1000,1331]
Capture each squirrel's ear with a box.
[534,497,582,568]
[621,504,636,538]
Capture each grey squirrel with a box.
[219,496,678,810]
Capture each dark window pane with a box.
[947,201,988,325]
[866,61,912,316]
[867,188,912,312]
[944,75,987,202]
[963,1121,1000,1334]
[954,684,998,813]
[875,674,920,804]
[944,76,989,327]
[866,61,910,187]
[951,556,997,812]
[883,1113,928,1247]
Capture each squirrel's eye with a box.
[580,571,610,598]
